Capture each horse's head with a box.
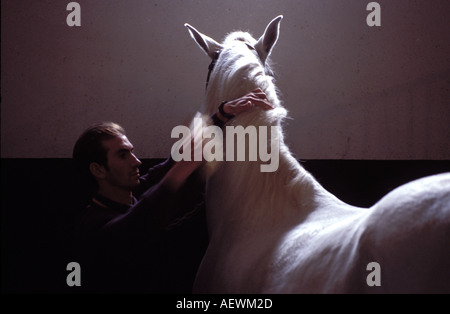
[185,16,285,125]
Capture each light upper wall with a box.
[2,0,449,159]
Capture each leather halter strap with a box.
[206,50,220,91]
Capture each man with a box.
[72,89,273,293]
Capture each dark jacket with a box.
[73,158,208,293]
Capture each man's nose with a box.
[132,154,142,167]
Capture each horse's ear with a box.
[255,15,283,64]
[185,23,223,59]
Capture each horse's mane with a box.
[203,30,317,232]
[205,31,282,116]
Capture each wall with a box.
[2,0,449,159]
[2,0,450,295]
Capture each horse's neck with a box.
[203,67,355,236]
[205,142,350,238]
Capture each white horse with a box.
[185,16,450,293]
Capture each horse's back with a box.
[358,172,450,292]
[368,172,450,233]
[266,172,450,293]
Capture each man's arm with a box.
[96,89,274,239]
[135,157,175,196]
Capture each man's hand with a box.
[218,88,274,121]
[164,89,274,191]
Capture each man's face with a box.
[101,135,142,191]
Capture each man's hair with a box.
[73,122,126,191]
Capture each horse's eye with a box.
[245,43,255,51]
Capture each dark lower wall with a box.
[1,158,449,293]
